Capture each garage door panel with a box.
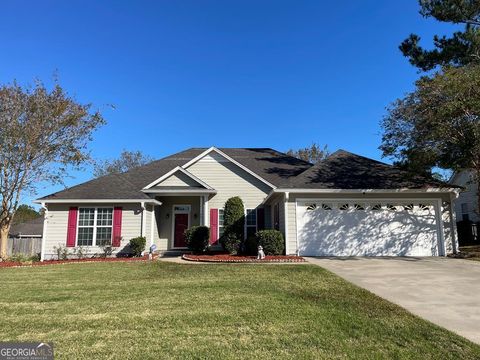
[297,201,440,257]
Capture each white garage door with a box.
[296,200,443,257]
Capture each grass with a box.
[1,262,479,359]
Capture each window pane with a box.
[97,208,113,226]
[218,209,224,226]
[219,226,224,238]
[77,227,93,246]
[96,227,112,246]
[79,208,95,226]
[246,209,256,226]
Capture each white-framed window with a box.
[246,208,257,238]
[218,209,225,238]
[77,207,113,246]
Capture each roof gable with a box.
[143,166,214,190]
[182,147,277,189]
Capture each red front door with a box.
[174,213,189,248]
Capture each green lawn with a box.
[1,262,479,359]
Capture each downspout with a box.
[40,202,48,262]
[284,192,289,255]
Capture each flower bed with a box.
[182,254,306,263]
[0,255,151,268]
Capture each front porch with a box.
[151,194,211,251]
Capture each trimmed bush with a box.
[223,196,245,240]
[221,232,242,255]
[221,196,245,254]
[243,235,258,256]
[256,230,284,255]
[185,226,210,254]
[129,236,146,257]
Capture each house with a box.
[9,217,44,239]
[8,217,44,257]
[450,170,479,222]
[35,147,460,260]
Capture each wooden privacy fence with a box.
[7,237,42,257]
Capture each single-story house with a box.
[450,170,479,222]
[35,147,460,260]
[9,217,44,239]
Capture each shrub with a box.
[256,230,284,255]
[129,236,146,257]
[73,246,88,259]
[53,244,69,260]
[222,196,245,254]
[220,232,242,255]
[8,253,40,263]
[185,226,210,254]
[99,244,115,258]
[243,235,258,256]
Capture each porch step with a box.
[158,250,189,257]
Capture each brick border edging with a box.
[182,254,306,263]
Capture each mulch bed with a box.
[182,254,306,263]
[0,255,151,268]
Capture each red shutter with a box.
[257,208,265,231]
[209,208,218,245]
[66,207,78,247]
[112,207,123,247]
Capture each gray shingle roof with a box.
[38,148,311,200]
[285,150,453,189]
[9,217,44,237]
[38,148,454,201]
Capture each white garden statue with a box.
[257,245,265,260]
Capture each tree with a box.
[12,205,41,225]
[381,64,480,212]
[400,0,480,71]
[93,150,153,177]
[0,80,105,258]
[286,143,329,164]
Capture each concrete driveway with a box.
[307,257,480,344]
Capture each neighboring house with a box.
[450,170,479,222]
[9,217,44,239]
[8,217,43,257]
[35,147,460,260]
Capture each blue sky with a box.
[0,1,457,205]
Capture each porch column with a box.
[203,195,209,226]
[150,205,155,247]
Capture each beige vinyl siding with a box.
[155,171,205,188]
[452,170,478,222]
[286,192,457,256]
[154,196,201,250]
[43,203,144,260]
[186,152,271,211]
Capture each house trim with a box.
[263,187,460,204]
[40,203,48,262]
[142,166,215,190]
[142,189,217,194]
[182,147,277,189]
[33,199,163,205]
